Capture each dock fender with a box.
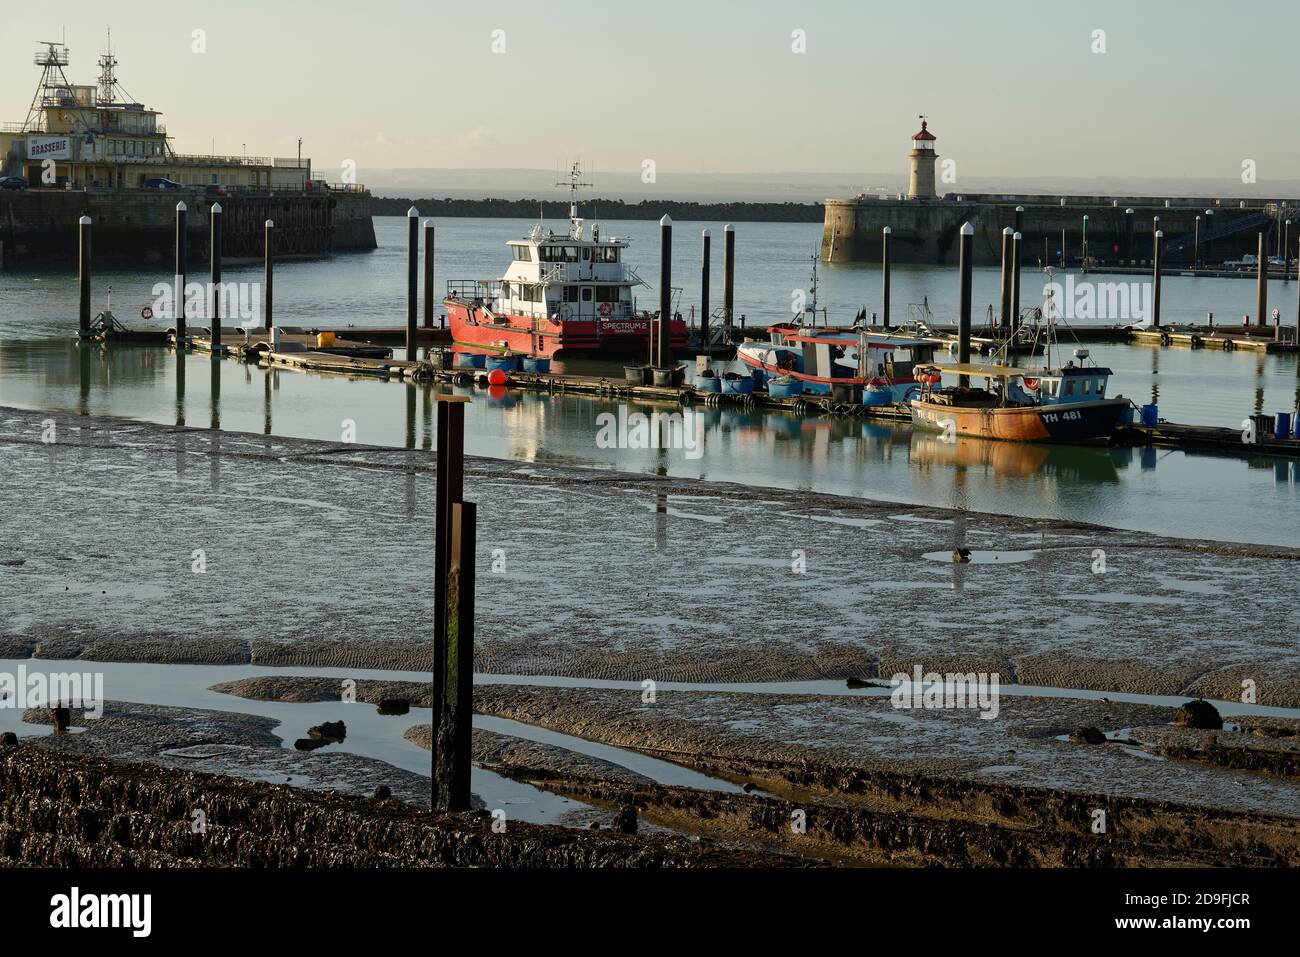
[1160,332,1172,345]
[1223,338,1236,351]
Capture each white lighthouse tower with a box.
[907,116,938,200]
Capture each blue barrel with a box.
[863,386,892,406]
[521,356,550,374]
[454,352,485,369]
[1119,405,1135,426]
[750,368,767,388]
[1139,404,1158,427]
[1275,412,1292,439]
[696,374,722,394]
[1294,414,1300,440]
[722,376,755,395]
[767,375,803,399]
[486,354,520,373]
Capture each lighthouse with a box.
[907,116,938,200]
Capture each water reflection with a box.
[2,339,1298,547]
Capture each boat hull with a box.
[445,300,687,359]
[908,397,1128,443]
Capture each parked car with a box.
[0,176,27,191]
[142,177,183,189]
[203,184,226,196]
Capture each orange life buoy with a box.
[1023,378,1039,391]
[598,302,613,318]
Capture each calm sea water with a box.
[1,216,1298,546]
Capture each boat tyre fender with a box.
[1223,337,1236,351]
[679,390,694,407]
[1160,332,1172,346]
[742,393,756,412]
[454,372,473,387]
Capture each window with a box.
[581,287,593,302]
[501,281,511,298]
[539,246,560,262]
[581,247,590,261]
[563,246,579,262]
[511,246,533,262]
[595,286,620,303]
[1081,378,1092,395]
[600,247,620,263]
[564,286,579,302]
[1095,379,1106,397]
[1062,379,1075,397]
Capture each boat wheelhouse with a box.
[444,165,687,358]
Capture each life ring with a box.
[1022,377,1039,391]
[140,305,154,321]
[598,302,613,318]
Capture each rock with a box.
[1174,699,1223,730]
[308,720,347,742]
[378,698,410,716]
[613,804,638,835]
[0,732,17,746]
[52,707,70,733]
[373,785,392,800]
[741,782,757,793]
[294,738,329,751]
[952,548,972,563]
[588,821,600,830]
[845,677,870,689]
[1069,727,1107,745]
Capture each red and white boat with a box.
[444,165,687,359]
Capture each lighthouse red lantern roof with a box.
[912,119,936,141]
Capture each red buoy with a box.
[487,368,507,386]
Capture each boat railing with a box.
[446,279,501,300]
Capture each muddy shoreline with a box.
[4,406,1300,865]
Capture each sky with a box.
[4,0,1298,195]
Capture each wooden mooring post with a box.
[433,394,475,811]
[264,219,274,331]
[881,226,891,329]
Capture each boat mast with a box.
[555,162,592,241]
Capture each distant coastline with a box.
[370,197,824,223]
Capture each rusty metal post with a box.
[433,394,471,811]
